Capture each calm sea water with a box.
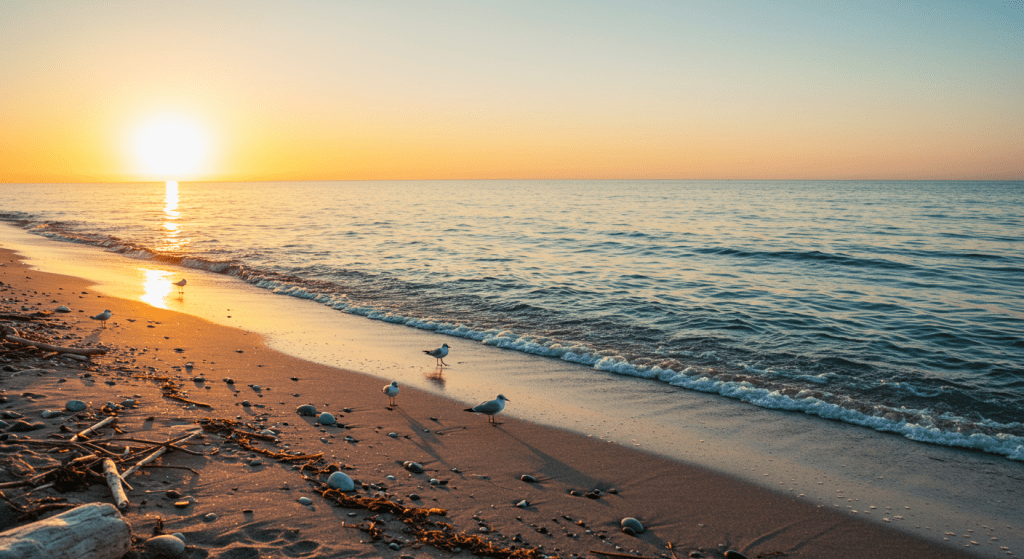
[2,180,1022,460]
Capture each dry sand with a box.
[0,246,974,559]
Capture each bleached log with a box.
[101,459,129,510]
[70,416,116,442]
[122,430,200,478]
[0,502,131,559]
[1,327,107,356]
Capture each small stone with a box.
[516,500,529,508]
[166,490,181,498]
[479,526,490,533]
[388,432,398,437]
[403,462,424,474]
[146,534,186,557]
[121,398,136,407]
[224,378,234,384]
[387,475,396,480]
[204,513,218,522]
[55,305,71,313]
[389,543,401,550]
[6,420,45,432]
[408,493,421,501]
[521,474,537,483]
[298,497,313,505]
[296,404,318,416]
[65,400,87,412]
[318,412,336,425]
[327,471,355,491]
[723,552,748,559]
[249,459,263,467]
[259,429,277,437]
[429,478,440,485]
[620,517,644,535]
[40,410,61,419]
[241,400,252,407]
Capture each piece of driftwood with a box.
[0,502,131,559]
[100,459,128,511]
[70,417,116,442]
[122,430,200,478]
[1,326,106,356]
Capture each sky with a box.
[1,0,1022,182]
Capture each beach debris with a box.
[122,430,202,478]
[1,325,107,357]
[383,380,399,407]
[327,471,355,491]
[296,404,318,416]
[403,461,425,474]
[317,412,336,425]
[723,552,748,559]
[64,400,87,412]
[39,410,61,419]
[101,458,130,510]
[585,489,603,499]
[298,497,313,505]
[145,534,187,558]
[516,500,529,508]
[70,416,116,442]
[198,417,323,462]
[0,503,131,559]
[54,306,70,313]
[520,474,537,483]
[620,517,645,535]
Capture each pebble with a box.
[386,475,396,480]
[327,471,355,491]
[145,535,187,558]
[429,478,440,485]
[388,432,398,438]
[403,462,424,474]
[55,305,71,313]
[521,474,537,483]
[389,543,401,550]
[317,412,336,425]
[408,493,421,501]
[40,410,61,419]
[204,513,218,522]
[6,420,45,432]
[516,500,529,508]
[259,429,277,437]
[620,517,645,535]
[65,397,88,411]
[298,497,313,505]
[296,404,318,416]
[249,459,263,467]
[723,552,748,559]
[241,400,252,407]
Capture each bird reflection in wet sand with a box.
[425,368,446,389]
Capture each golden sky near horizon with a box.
[1,0,1022,182]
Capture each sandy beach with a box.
[0,245,989,559]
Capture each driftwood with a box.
[1,326,106,357]
[100,459,128,510]
[70,417,116,442]
[0,502,131,559]
[122,430,200,478]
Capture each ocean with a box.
[1,179,1022,463]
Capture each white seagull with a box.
[464,394,509,425]
[383,381,399,407]
[90,309,112,328]
[423,343,450,366]
[173,278,187,294]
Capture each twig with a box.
[70,416,116,442]
[590,551,662,559]
[101,458,129,510]
[122,431,200,478]
[1,325,107,355]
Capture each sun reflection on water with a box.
[159,181,189,253]
[140,268,175,309]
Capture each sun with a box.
[133,116,209,178]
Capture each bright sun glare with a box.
[133,116,208,178]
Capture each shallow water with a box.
[1,180,1022,460]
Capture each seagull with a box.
[423,343,450,366]
[464,394,509,425]
[173,278,187,294]
[90,309,112,328]
[383,381,399,407]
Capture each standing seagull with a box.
[383,381,399,408]
[173,278,187,294]
[464,394,509,425]
[90,309,112,328]
[423,343,450,366]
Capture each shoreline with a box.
[0,239,1013,557]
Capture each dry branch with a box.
[100,459,128,510]
[70,416,116,442]
[1,326,106,356]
